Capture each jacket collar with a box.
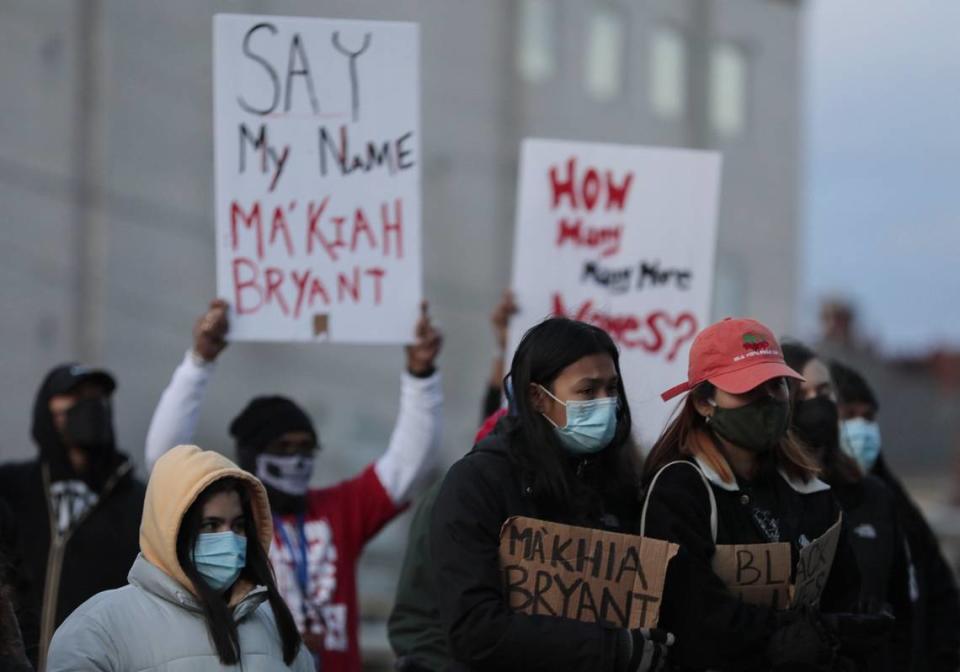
[128,554,268,620]
[693,454,831,495]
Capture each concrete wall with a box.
[0,0,803,664]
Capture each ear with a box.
[692,395,714,420]
[528,383,548,413]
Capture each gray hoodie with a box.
[45,445,313,671]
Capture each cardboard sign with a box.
[712,542,792,609]
[791,518,842,608]
[498,516,679,629]
[214,14,421,342]
[507,140,721,446]
[711,517,843,609]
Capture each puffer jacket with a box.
[46,445,314,671]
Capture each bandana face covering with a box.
[256,453,314,496]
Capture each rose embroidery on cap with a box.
[742,333,770,353]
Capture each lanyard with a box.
[275,514,310,597]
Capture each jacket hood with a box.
[32,365,80,481]
[32,363,122,490]
[140,445,273,597]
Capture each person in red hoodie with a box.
[144,299,443,672]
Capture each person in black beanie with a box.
[831,361,960,672]
[144,299,443,672]
[229,396,318,515]
[0,364,145,670]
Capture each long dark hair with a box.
[176,477,302,665]
[501,317,639,510]
[644,381,820,486]
[781,342,862,485]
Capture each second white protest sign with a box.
[508,139,722,447]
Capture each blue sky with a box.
[802,1,960,353]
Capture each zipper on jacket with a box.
[576,458,589,478]
[37,460,131,671]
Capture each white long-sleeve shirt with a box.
[144,351,443,505]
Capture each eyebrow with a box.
[201,516,245,525]
[573,376,619,386]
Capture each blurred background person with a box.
[831,361,960,672]
[480,290,518,420]
[783,342,910,671]
[0,364,145,669]
[388,293,517,672]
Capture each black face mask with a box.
[710,397,790,453]
[65,397,116,454]
[793,395,840,450]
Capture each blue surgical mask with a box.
[538,385,618,455]
[193,531,247,592]
[840,418,882,472]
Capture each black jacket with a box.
[831,475,912,670]
[642,456,861,671]
[430,433,641,672]
[872,456,960,672]
[0,370,145,667]
[0,458,143,667]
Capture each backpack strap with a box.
[641,460,718,544]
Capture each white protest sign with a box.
[214,14,421,342]
[508,139,721,447]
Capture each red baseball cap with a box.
[661,317,803,401]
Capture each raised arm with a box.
[144,300,228,472]
[374,301,444,506]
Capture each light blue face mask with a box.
[193,531,247,593]
[538,385,618,455]
[840,418,882,472]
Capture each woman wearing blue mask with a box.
[430,317,672,672]
[831,361,960,672]
[46,445,313,671]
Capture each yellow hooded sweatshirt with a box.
[140,444,274,601]
[47,445,316,671]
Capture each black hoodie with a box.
[0,368,145,668]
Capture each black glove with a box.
[617,627,674,672]
[767,608,837,670]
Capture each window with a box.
[710,42,747,137]
[649,27,686,118]
[584,7,624,102]
[516,0,556,83]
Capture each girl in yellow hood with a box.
[46,445,313,671]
